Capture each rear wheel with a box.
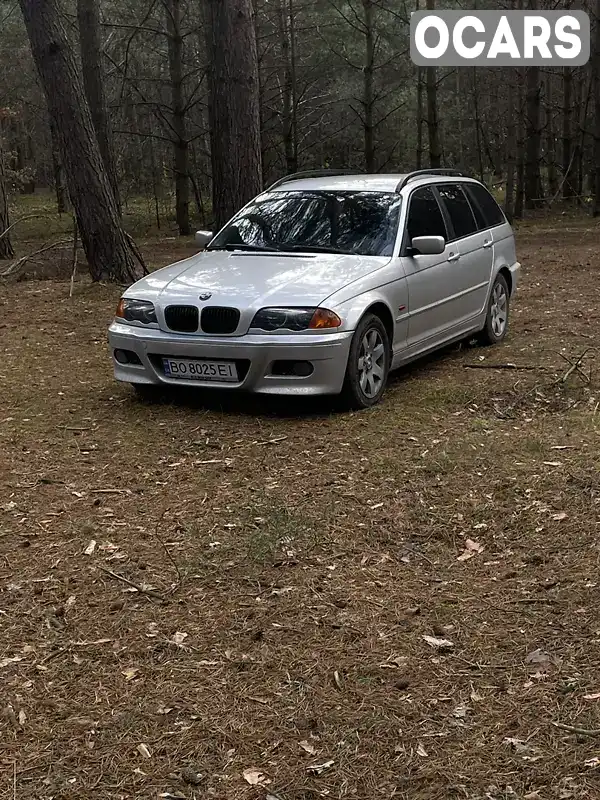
[340,313,391,409]
[478,274,510,345]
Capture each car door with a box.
[434,183,494,322]
[401,185,459,348]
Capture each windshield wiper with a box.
[208,243,281,253]
[279,244,349,254]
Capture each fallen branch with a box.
[0,213,51,242]
[552,722,600,737]
[97,566,166,602]
[0,239,71,279]
[464,363,543,371]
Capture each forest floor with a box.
[1,211,600,800]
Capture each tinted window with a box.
[465,183,506,227]
[437,184,478,239]
[406,187,447,242]
[209,191,402,257]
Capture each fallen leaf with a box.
[0,655,23,669]
[84,540,96,556]
[307,759,334,775]
[416,742,428,757]
[526,649,551,666]
[584,757,600,769]
[65,595,76,611]
[552,512,568,521]
[584,693,600,701]
[333,670,343,690]
[172,632,188,647]
[137,743,152,759]
[422,635,454,651]
[458,539,484,561]
[18,709,26,726]
[242,768,269,786]
[452,704,469,718]
[122,667,140,681]
[299,740,317,755]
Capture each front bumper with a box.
[108,321,353,396]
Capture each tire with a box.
[478,273,510,346]
[340,313,391,410]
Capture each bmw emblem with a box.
[198,292,212,301]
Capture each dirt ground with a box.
[1,220,600,800]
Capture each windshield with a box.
[208,190,402,257]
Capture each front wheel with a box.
[478,274,510,345]
[340,314,391,410]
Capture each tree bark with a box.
[49,118,68,214]
[362,0,375,172]
[0,145,14,259]
[76,0,120,211]
[19,0,144,283]
[524,64,542,207]
[416,65,423,170]
[562,66,574,201]
[425,0,441,169]
[207,0,263,232]
[278,0,297,174]
[165,0,190,235]
[545,74,558,198]
[504,71,517,222]
[515,66,525,219]
[592,6,600,216]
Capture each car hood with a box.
[126,249,389,309]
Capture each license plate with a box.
[163,358,238,383]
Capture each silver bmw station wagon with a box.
[109,169,520,408]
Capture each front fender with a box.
[331,290,398,333]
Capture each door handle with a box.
[483,240,493,249]
[447,252,461,262]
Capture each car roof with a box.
[265,173,479,195]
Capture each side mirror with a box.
[409,235,445,256]
[195,230,213,248]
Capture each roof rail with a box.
[266,169,362,192]
[396,169,464,192]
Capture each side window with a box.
[465,183,506,228]
[406,187,448,243]
[437,184,478,240]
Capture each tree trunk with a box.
[165,0,190,235]
[0,146,14,259]
[593,6,600,216]
[524,64,542,207]
[545,74,558,198]
[50,118,68,214]
[19,0,144,283]
[515,66,525,219]
[473,68,484,181]
[76,0,120,211]
[562,66,574,201]
[206,0,263,232]
[424,0,441,169]
[278,0,297,174]
[416,66,423,170]
[362,0,375,172]
[505,71,517,222]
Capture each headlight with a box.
[250,307,342,332]
[115,298,157,325]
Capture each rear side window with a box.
[465,183,506,228]
[437,184,478,239]
[406,187,448,242]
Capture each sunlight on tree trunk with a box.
[0,144,14,259]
